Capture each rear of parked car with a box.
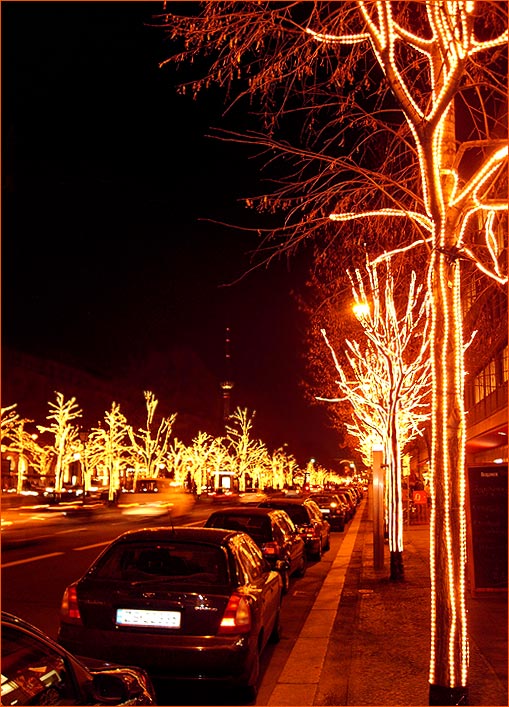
[58,526,282,700]
[204,507,306,593]
[258,498,330,560]
[309,493,346,531]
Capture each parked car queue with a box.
[2,486,364,705]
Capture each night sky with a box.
[2,2,341,467]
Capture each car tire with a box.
[324,533,331,551]
[313,539,322,561]
[281,568,290,595]
[295,552,307,577]
[240,645,260,702]
[269,606,282,644]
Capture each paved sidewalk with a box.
[267,497,507,706]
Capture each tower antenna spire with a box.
[220,326,234,427]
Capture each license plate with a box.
[116,608,181,628]
[321,508,330,513]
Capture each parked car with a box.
[258,497,331,560]
[204,506,306,593]
[1,611,156,706]
[335,489,357,521]
[309,493,347,531]
[58,526,282,700]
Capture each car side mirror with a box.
[90,673,130,705]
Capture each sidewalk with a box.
[267,497,507,706]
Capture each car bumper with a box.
[58,625,254,682]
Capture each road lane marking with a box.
[73,541,111,551]
[1,552,64,568]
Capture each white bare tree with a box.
[36,392,82,494]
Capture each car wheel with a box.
[269,606,282,644]
[313,539,322,561]
[239,644,260,702]
[295,552,307,577]
[324,533,331,551]
[281,568,290,595]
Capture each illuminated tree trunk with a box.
[386,407,404,582]
[427,107,468,704]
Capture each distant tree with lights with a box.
[185,431,220,494]
[128,391,177,486]
[161,3,507,700]
[36,392,82,494]
[88,402,129,503]
[226,407,267,491]
[320,260,432,580]
[1,405,38,492]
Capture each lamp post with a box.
[372,444,385,570]
[78,428,89,497]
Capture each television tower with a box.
[220,326,234,428]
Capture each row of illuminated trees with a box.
[2,257,434,575]
[1,393,356,502]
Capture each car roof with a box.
[260,498,312,506]
[2,611,46,637]
[207,506,280,517]
[105,526,242,546]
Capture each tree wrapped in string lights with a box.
[88,402,130,503]
[36,392,82,495]
[226,407,267,491]
[128,390,177,485]
[320,260,431,581]
[160,2,507,701]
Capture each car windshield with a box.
[91,542,229,585]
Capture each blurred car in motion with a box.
[258,497,331,560]
[119,481,194,519]
[237,490,269,505]
[309,493,347,531]
[1,611,156,705]
[204,506,306,593]
[58,526,282,700]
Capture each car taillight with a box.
[302,524,319,538]
[218,593,251,634]
[261,541,279,556]
[61,584,82,623]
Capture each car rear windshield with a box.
[91,542,229,584]
[208,514,272,543]
[264,504,308,525]
[312,496,335,504]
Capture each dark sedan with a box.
[2,611,156,705]
[204,506,306,593]
[309,493,347,531]
[258,497,331,560]
[58,526,283,701]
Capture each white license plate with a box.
[116,608,181,628]
[321,508,330,513]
